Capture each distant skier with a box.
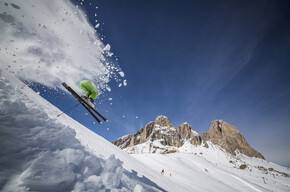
[161,169,164,175]
[80,80,98,107]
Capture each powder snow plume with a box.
[0,0,124,93]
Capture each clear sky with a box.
[37,0,290,167]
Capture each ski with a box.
[62,82,108,124]
[82,102,103,124]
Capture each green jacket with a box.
[80,80,98,100]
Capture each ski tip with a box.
[105,120,109,122]
[100,122,103,124]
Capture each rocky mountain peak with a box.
[154,115,173,127]
[201,120,264,159]
[209,120,240,137]
[177,123,197,138]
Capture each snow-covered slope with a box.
[0,72,168,191]
[128,139,290,191]
[1,71,290,191]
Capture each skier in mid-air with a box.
[80,80,98,107]
[61,81,107,123]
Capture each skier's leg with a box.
[80,82,91,98]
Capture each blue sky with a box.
[38,0,290,167]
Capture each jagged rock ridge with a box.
[113,116,264,159]
[113,116,201,150]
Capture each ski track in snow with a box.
[231,174,263,192]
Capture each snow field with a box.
[130,140,290,192]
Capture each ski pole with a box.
[57,103,80,117]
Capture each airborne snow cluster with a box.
[0,0,126,95]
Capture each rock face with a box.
[201,120,264,159]
[177,123,201,145]
[155,115,174,127]
[113,116,201,149]
[113,116,264,159]
[112,134,131,149]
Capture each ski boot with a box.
[81,95,95,108]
